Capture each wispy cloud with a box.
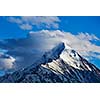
[76,32,100,41]
[0,30,100,71]
[19,23,33,30]
[8,16,60,30]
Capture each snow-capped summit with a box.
[0,42,100,83]
[42,42,65,63]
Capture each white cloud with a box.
[19,24,33,30]
[8,17,22,24]
[0,30,100,71]
[28,30,100,60]
[8,16,60,30]
[76,32,100,41]
[0,53,15,70]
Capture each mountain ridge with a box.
[0,42,100,83]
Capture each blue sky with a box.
[1,16,100,39]
[0,16,100,70]
[0,17,27,39]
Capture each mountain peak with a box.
[41,42,65,64]
[0,42,100,83]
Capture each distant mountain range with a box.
[0,42,100,83]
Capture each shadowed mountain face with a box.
[0,42,100,83]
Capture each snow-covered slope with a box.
[0,42,100,83]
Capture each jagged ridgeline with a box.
[0,42,100,83]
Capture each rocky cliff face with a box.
[0,42,100,83]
